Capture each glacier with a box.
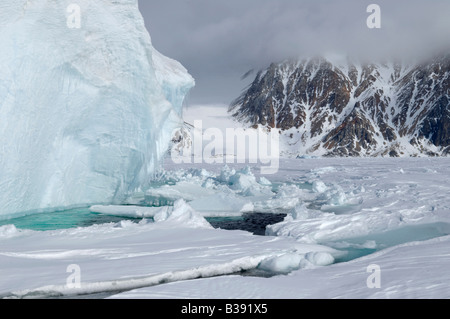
[0,0,194,218]
[1,157,450,299]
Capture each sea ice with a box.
[110,234,450,299]
[89,205,170,218]
[2,155,450,299]
[0,204,337,298]
[153,199,213,229]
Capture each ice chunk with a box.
[253,184,306,212]
[259,177,272,186]
[266,203,441,245]
[304,252,335,266]
[228,167,257,190]
[258,253,303,274]
[217,165,236,184]
[143,167,266,216]
[90,205,170,218]
[226,167,273,197]
[312,180,328,193]
[327,189,348,206]
[0,225,21,238]
[289,204,321,220]
[153,199,213,229]
[189,193,254,216]
[258,251,335,274]
[0,0,194,218]
[92,200,218,227]
[145,181,218,205]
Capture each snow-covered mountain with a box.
[229,55,450,157]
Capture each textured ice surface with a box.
[0,208,336,298]
[1,158,450,298]
[89,204,170,218]
[153,199,213,229]
[108,157,450,299]
[0,0,194,218]
[111,235,450,299]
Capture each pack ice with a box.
[0,0,194,217]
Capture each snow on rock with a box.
[0,0,194,218]
[230,56,450,158]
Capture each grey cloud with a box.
[139,0,450,105]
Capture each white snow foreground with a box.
[106,157,450,299]
[110,235,450,299]
[0,200,336,299]
[2,158,450,299]
[0,0,194,218]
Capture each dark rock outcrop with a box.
[230,55,450,157]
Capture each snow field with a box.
[0,200,337,298]
[1,157,449,298]
[111,234,450,299]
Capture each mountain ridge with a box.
[229,55,450,157]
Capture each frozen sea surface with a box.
[1,157,450,299]
[0,208,285,236]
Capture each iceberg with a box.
[0,0,194,217]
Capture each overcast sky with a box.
[138,0,450,106]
